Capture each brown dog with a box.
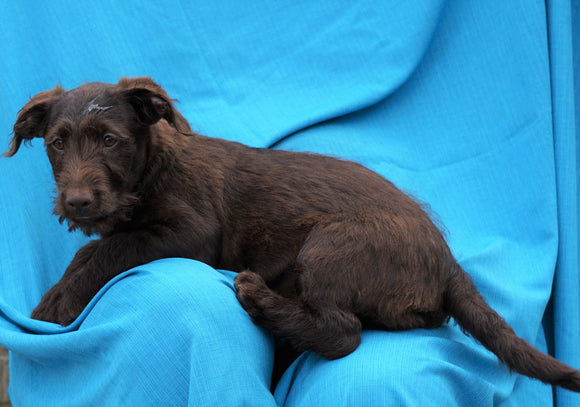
[6,77,580,392]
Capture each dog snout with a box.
[65,188,95,214]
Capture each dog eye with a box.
[103,134,117,147]
[52,138,64,150]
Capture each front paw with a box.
[31,282,85,326]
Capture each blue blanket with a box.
[0,1,578,406]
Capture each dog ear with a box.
[117,77,191,133]
[4,86,65,157]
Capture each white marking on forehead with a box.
[85,97,112,114]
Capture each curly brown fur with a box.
[6,77,580,392]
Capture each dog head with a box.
[5,77,190,236]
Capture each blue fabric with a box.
[0,1,578,406]
[1,261,276,406]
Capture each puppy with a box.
[6,77,580,392]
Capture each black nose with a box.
[65,189,94,213]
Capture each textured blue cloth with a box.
[0,1,578,406]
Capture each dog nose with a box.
[65,189,94,212]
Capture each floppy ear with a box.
[4,86,65,157]
[117,77,191,133]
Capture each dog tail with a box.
[443,264,580,392]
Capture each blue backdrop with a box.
[0,1,578,406]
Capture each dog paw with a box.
[234,270,267,290]
[31,281,84,326]
[234,270,271,319]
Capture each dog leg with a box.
[32,217,219,325]
[237,216,451,358]
[235,270,362,360]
